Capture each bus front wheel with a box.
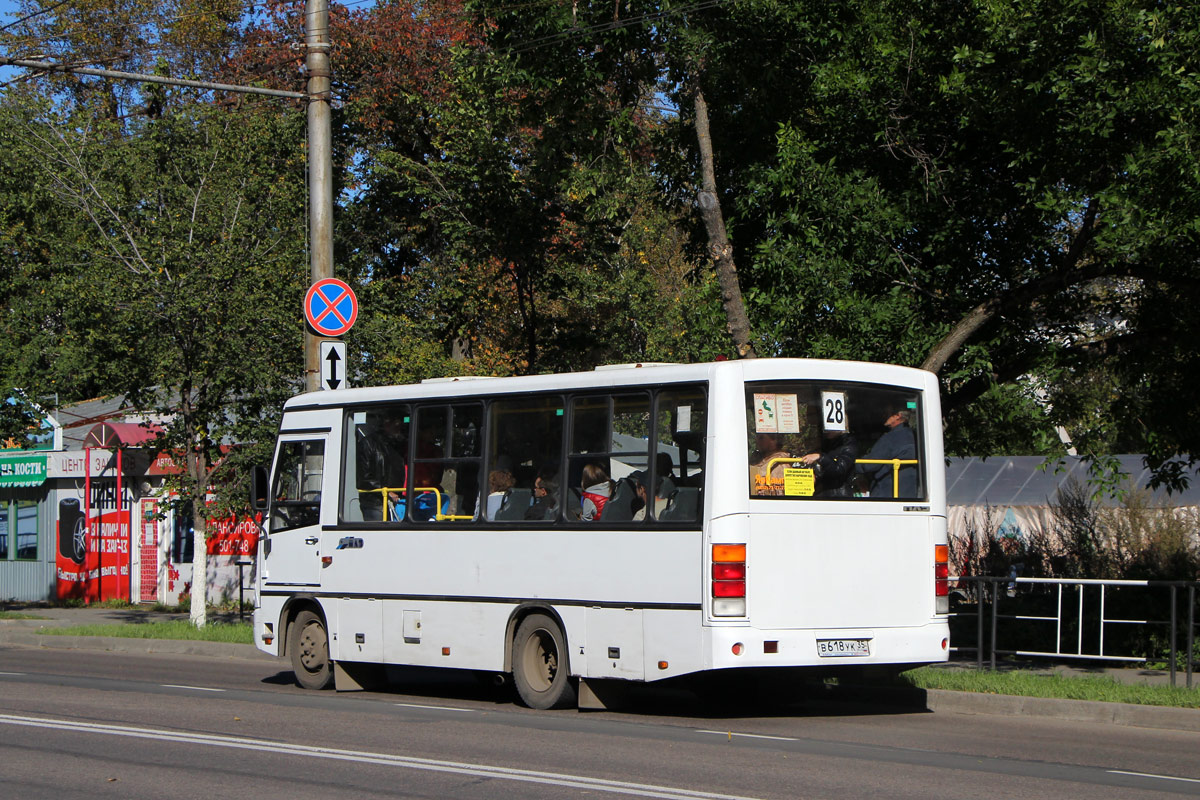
[512,613,576,709]
[290,609,333,690]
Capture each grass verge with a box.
[40,620,253,644]
[900,666,1200,708]
[0,610,47,620]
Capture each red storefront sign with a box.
[205,515,260,556]
[56,506,131,602]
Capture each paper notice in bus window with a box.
[676,405,692,432]
[784,467,815,496]
[776,395,800,433]
[754,394,778,432]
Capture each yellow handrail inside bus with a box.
[415,486,474,521]
[855,458,919,499]
[361,486,474,521]
[760,457,919,498]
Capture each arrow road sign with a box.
[320,341,348,391]
[305,278,358,337]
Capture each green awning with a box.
[0,453,47,487]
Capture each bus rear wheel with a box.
[290,609,333,690]
[512,613,576,709]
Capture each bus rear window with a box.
[746,383,924,501]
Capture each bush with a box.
[948,477,1200,666]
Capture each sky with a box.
[2,0,28,84]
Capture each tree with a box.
[319,0,731,377]
[6,93,307,623]
[650,0,1200,479]
[3,0,314,621]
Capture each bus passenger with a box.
[749,432,791,496]
[580,462,613,521]
[486,467,516,519]
[801,430,859,497]
[859,404,917,498]
[629,470,651,520]
[655,452,678,498]
[525,466,560,521]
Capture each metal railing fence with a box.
[949,576,1198,688]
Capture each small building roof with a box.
[946,455,1200,507]
[82,421,165,448]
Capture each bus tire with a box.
[512,613,576,710]
[289,609,333,690]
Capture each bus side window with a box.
[271,439,324,532]
[568,393,650,523]
[654,387,706,522]
[413,403,482,522]
[342,406,409,524]
[487,396,564,522]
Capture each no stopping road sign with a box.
[304,278,358,337]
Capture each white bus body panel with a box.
[256,358,949,681]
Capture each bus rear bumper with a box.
[704,619,950,671]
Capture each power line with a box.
[1,56,307,97]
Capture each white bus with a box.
[252,358,950,709]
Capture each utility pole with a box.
[305,0,334,393]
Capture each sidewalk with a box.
[0,601,271,661]
[2,602,1197,730]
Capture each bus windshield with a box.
[747,382,924,500]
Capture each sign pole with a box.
[305,0,334,392]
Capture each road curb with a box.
[924,688,1200,732]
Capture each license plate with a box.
[816,638,870,657]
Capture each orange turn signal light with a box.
[713,544,746,562]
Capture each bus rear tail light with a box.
[712,563,745,581]
[712,544,747,617]
[712,579,746,597]
[934,544,949,614]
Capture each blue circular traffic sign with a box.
[304,278,358,337]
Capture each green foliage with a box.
[1,78,307,543]
[5,0,1200,497]
[336,12,730,376]
[0,392,41,446]
[661,0,1200,473]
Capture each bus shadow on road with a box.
[262,665,932,720]
[576,671,933,720]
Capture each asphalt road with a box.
[1,646,1198,799]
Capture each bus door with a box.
[262,436,327,590]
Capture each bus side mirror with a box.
[250,465,270,513]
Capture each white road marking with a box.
[1108,770,1200,785]
[394,702,476,713]
[0,672,26,676]
[695,730,798,742]
[161,684,226,692]
[0,713,764,800]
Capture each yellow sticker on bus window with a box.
[784,467,815,497]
